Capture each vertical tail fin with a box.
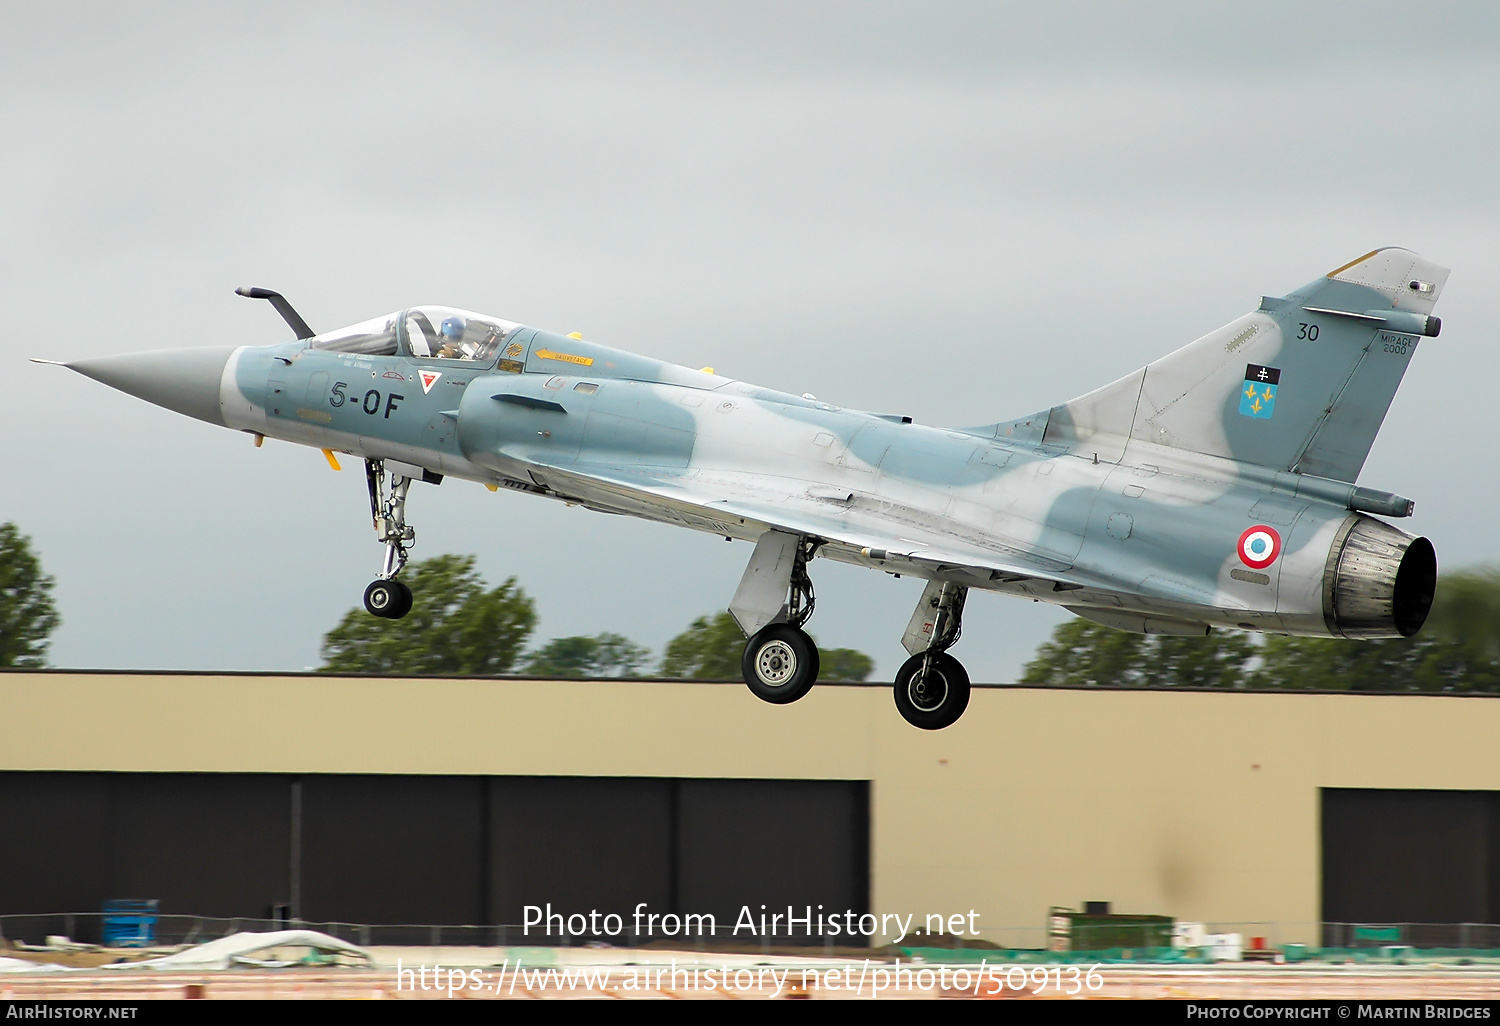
[1042,247,1448,482]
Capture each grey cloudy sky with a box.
[5,2,1500,681]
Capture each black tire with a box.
[388,580,413,619]
[741,624,819,704]
[364,579,404,618]
[893,652,971,730]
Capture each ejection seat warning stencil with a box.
[1240,364,1279,419]
[419,370,442,394]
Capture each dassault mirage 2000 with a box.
[41,248,1443,728]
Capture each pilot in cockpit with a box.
[435,315,469,359]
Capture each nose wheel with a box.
[364,578,412,619]
[364,459,416,619]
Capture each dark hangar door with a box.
[488,777,869,943]
[1321,788,1500,945]
[0,773,869,945]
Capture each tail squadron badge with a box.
[1240,364,1279,419]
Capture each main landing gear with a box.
[726,534,973,728]
[894,581,971,730]
[734,532,822,704]
[362,459,414,619]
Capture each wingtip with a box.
[28,358,67,366]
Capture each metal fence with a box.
[0,913,880,952]
[1320,921,1500,951]
[7,913,1500,957]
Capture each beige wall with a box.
[4,672,1499,945]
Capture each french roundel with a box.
[1238,525,1281,570]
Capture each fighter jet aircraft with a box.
[41,247,1443,728]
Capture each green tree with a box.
[1250,568,1500,693]
[1250,635,1425,692]
[1020,617,1253,688]
[1150,631,1257,688]
[318,555,536,675]
[0,523,60,668]
[819,648,875,682]
[1409,568,1500,692]
[659,611,876,681]
[660,611,745,679]
[1019,618,1151,687]
[522,632,651,678]
[1021,569,1500,693]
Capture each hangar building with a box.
[2,671,1498,949]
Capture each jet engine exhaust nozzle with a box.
[1323,515,1437,639]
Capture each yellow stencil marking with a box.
[535,348,594,367]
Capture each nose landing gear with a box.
[363,578,411,619]
[363,459,415,619]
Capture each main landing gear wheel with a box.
[893,651,970,730]
[363,578,412,619]
[741,624,819,704]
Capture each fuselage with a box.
[171,306,1425,640]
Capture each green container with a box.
[1283,943,1308,962]
[1063,913,1173,951]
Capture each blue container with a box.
[101,899,158,947]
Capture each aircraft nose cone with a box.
[65,347,236,427]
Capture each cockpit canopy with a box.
[402,307,521,362]
[308,314,401,356]
[307,306,522,363]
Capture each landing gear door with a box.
[902,580,967,656]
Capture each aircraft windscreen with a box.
[307,315,400,356]
[403,307,520,363]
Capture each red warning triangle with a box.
[419,370,442,394]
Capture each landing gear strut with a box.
[894,581,971,729]
[737,534,821,704]
[363,459,414,619]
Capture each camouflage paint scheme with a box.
[52,248,1445,698]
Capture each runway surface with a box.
[4,959,1500,1000]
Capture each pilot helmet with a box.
[439,316,466,344]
